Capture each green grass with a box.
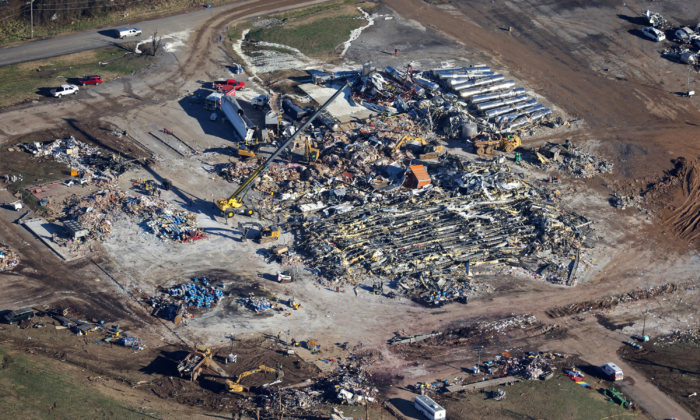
[240,0,375,58]
[0,45,154,109]
[0,347,162,419]
[246,16,363,57]
[436,372,648,420]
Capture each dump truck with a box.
[215,82,349,218]
[225,365,278,393]
[474,133,521,156]
[177,346,212,381]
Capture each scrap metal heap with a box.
[60,188,205,243]
[297,159,590,302]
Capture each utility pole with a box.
[28,0,34,39]
[475,346,484,373]
[642,309,648,338]
[279,386,283,420]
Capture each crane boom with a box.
[216,81,350,218]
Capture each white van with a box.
[115,27,142,39]
[414,395,446,420]
[601,363,624,381]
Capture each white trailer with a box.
[414,395,446,420]
[221,96,258,143]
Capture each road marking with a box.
[219,251,232,263]
[242,271,255,282]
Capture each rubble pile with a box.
[344,63,558,136]
[297,160,591,298]
[533,142,613,178]
[61,189,205,243]
[0,246,20,271]
[653,328,700,346]
[254,349,380,411]
[546,283,677,318]
[19,136,139,183]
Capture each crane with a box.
[215,81,350,218]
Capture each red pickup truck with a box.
[213,79,245,93]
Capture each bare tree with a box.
[151,29,162,56]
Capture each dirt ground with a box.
[619,335,700,418]
[0,0,700,419]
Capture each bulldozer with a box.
[474,133,521,156]
[225,365,278,393]
[390,135,444,159]
[238,222,280,243]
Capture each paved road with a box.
[0,1,249,67]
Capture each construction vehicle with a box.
[304,137,320,163]
[604,387,630,408]
[390,135,444,159]
[215,82,350,219]
[277,270,296,283]
[474,133,521,156]
[238,222,280,243]
[225,365,278,393]
[177,346,212,381]
[237,141,261,159]
[290,297,301,309]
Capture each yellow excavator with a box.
[305,137,320,163]
[225,365,278,393]
[216,82,350,219]
[390,135,444,159]
[237,141,261,159]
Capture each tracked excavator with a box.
[215,82,350,219]
[225,365,280,393]
[238,221,280,244]
[390,135,444,159]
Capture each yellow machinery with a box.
[390,135,444,159]
[177,346,212,381]
[239,222,280,243]
[225,365,277,393]
[237,141,261,158]
[216,81,350,219]
[474,134,522,156]
[305,137,320,163]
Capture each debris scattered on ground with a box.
[531,142,613,178]
[57,188,205,244]
[0,246,20,271]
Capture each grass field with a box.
[242,0,375,58]
[0,45,154,109]
[0,346,162,419]
[433,372,649,420]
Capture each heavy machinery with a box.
[238,222,280,243]
[238,142,261,159]
[304,137,320,163]
[474,133,521,156]
[225,365,278,393]
[216,82,350,219]
[390,135,444,159]
[177,346,212,381]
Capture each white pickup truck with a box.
[51,84,79,98]
[114,27,142,39]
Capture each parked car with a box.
[114,27,142,39]
[642,26,666,42]
[79,75,102,86]
[50,84,79,98]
